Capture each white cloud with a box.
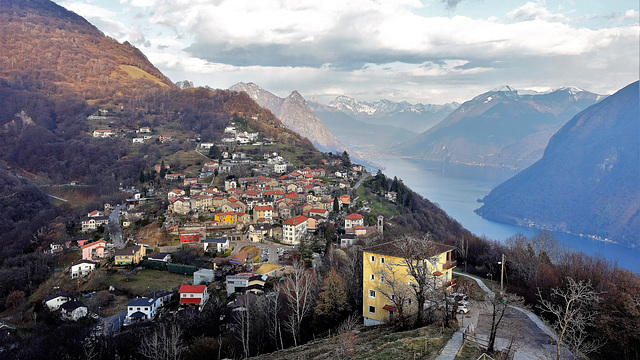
[52,0,639,104]
[506,2,565,22]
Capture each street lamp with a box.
[497,254,505,294]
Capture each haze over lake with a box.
[372,157,640,274]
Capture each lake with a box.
[371,157,640,274]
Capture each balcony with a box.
[442,260,457,270]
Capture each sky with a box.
[53,0,639,104]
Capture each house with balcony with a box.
[362,240,455,326]
[282,215,308,245]
[178,285,209,311]
[114,244,145,265]
[81,240,107,261]
[70,260,96,279]
[125,297,160,325]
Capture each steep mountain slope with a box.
[476,81,639,247]
[230,82,349,153]
[0,0,174,101]
[328,95,459,133]
[397,86,604,170]
[308,99,415,157]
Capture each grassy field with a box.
[119,65,168,87]
[356,185,402,219]
[87,268,189,296]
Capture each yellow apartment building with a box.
[362,240,456,326]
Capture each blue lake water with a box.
[371,157,640,274]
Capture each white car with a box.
[456,303,470,314]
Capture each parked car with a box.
[456,303,470,314]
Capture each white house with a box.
[193,269,216,285]
[344,213,364,229]
[44,292,73,311]
[178,285,209,311]
[282,215,308,245]
[203,238,230,253]
[274,163,287,173]
[92,130,113,138]
[70,260,96,279]
[147,252,171,262]
[60,301,88,321]
[226,273,267,295]
[125,297,159,325]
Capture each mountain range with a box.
[476,81,639,247]
[327,96,459,133]
[229,82,348,154]
[396,86,605,170]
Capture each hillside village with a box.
[36,113,403,342]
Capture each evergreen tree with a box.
[341,151,351,169]
[208,145,220,159]
[159,160,166,178]
[333,197,340,213]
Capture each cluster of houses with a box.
[219,124,260,145]
[165,166,359,246]
[92,125,175,145]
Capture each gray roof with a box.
[127,297,155,307]
[61,300,86,312]
[204,238,228,243]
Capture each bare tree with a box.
[486,292,522,353]
[232,304,251,358]
[456,236,469,273]
[371,235,450,328]
[140,322,184,360]
[333,313,361,359]
[538,277,603,360]
[375,263,414,328]
[398,234,446,327]
[282,261,316,346]
[266,284,285,351]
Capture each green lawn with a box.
[99,268,189,296]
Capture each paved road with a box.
[351,172,370,191]
[101,311,126,335]
[453,271,570,360]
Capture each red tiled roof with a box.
[179,285,206,293]
[345,213,363,220]
[283,215,308,226]
[81,240,104,249]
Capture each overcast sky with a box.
[53,0,639,104]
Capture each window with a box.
[370,274,375,281]
[380,257,385,264]
[380,276,385,283]
[369,289,376,298]
[368,305,376,314]
[370,255,375,262]
[391,294,395,300]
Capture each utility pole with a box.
[499,254,505,294]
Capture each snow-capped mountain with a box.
[327,96,459,133]
[397,85,606,170]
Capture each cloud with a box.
[506,2,565,22]
[53,0,639,104]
